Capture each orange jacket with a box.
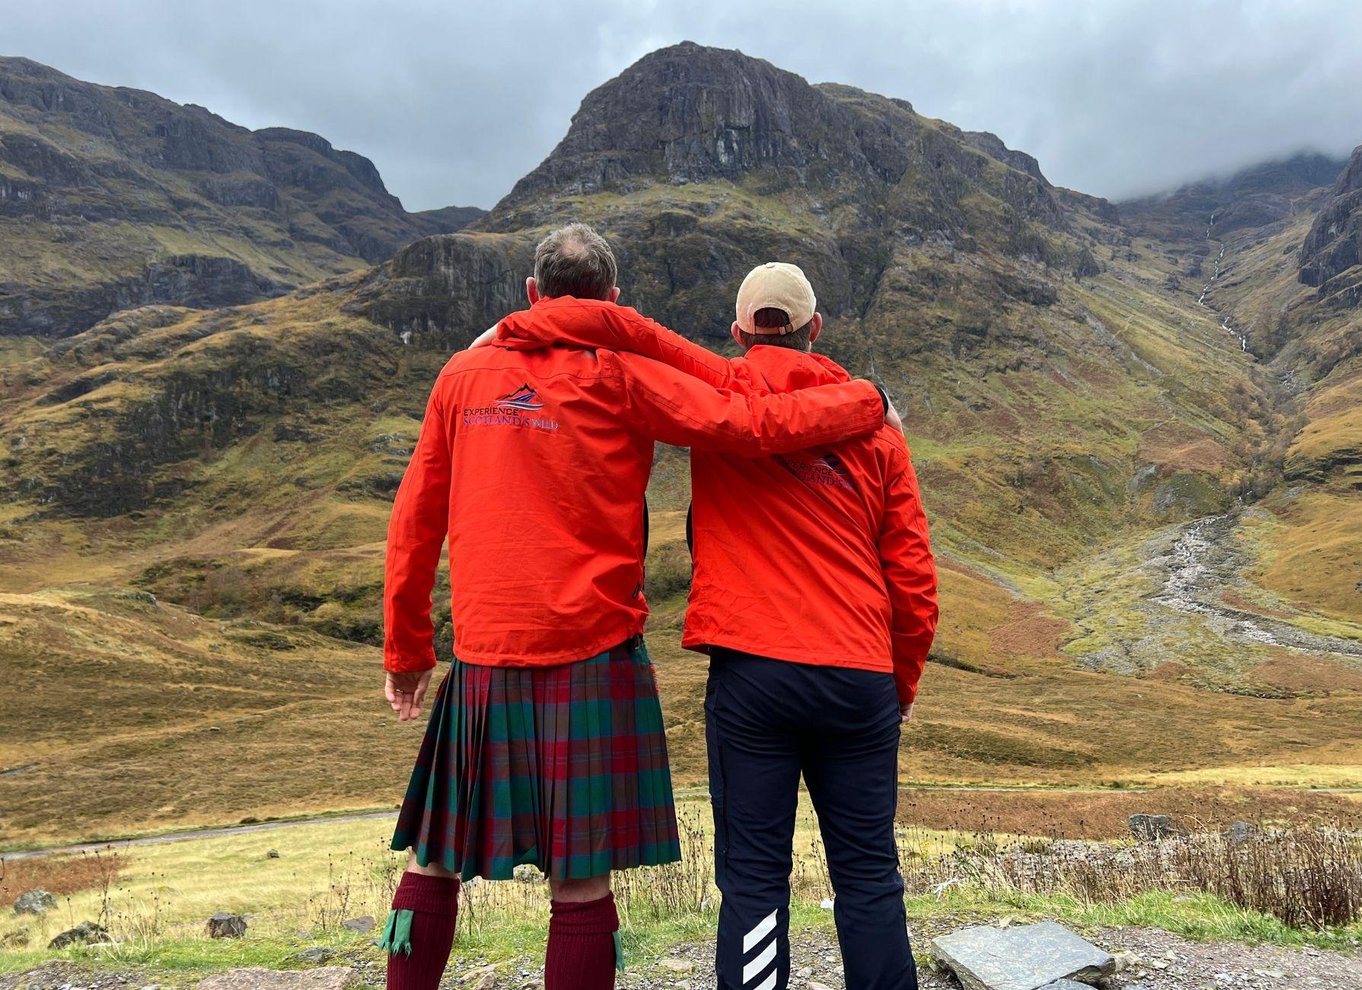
[496,308,938,703]
[383,297,887,672]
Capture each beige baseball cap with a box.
[735,262,816,336]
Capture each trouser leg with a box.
[802,673,916,990]
[707,653,802,990]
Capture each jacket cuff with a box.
[385,652,438,674]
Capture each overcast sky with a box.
[6,0,1362,211]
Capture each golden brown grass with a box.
[0,853,126,908]
[1249,485,1362,626]
[896,786,1362,840]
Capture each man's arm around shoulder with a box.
[608,349,888,456]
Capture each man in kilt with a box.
[381,224,900,990]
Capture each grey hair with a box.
[533,223,618,300]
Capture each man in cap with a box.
[497,260,937,990]
[692,262,936,990]
[381,226,900,990]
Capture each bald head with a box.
[533,223,618,300]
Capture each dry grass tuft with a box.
[907,827,1362,930]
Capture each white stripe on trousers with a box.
[742,910,778,953]
[743,936,778,985]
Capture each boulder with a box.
[48,920,110,949]
[341,915,375,933]
[206,913,248,938]
[1226,821,1259,844]
[197,968,358,990]
[296,947,335,964]
[931,921,1116,990]
[13,889,58,915]
[1127,814,1185,842]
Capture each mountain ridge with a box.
[0,54,486,338]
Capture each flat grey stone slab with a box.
[931,921,1116,990]
[198,968,358,990]
[1039,982,1096,990]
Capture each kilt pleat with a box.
[391,639,681,881]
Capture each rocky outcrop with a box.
[963,130,1049,183]
[1299,143,1362,301]
[351,232,535,348]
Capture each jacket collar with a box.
[739,346,851,392]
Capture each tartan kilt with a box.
[390,637,682,881]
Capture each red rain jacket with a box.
[383,297,887,672]
[496,308,938,704]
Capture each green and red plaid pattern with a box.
[391,639,681,881]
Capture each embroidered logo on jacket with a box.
[777,451,855,491]
[463,383,559,432]
[495,383,545,410]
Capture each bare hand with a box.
[884,397,903,434]
[900,703,914,724]
[386,669,434,722]
[468,324,498,349]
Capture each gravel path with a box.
[3,923,1357,990]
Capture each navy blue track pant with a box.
[705,647,916,990]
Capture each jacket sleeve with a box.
[879,435,938,705]
[500,300,740,389]
[383,382,453,673]
[609,350,884,455]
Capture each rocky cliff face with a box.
[0,56,484,337]
[1299,143,1362,301]
[484,43,1067,229]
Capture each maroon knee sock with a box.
[385,871,460,990]
[545,893,619,990]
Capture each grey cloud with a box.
[5,0,1362,210]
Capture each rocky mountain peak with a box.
[488,41,913,214]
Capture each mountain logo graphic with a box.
[495,383,544,410]
[817,452,850,476]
